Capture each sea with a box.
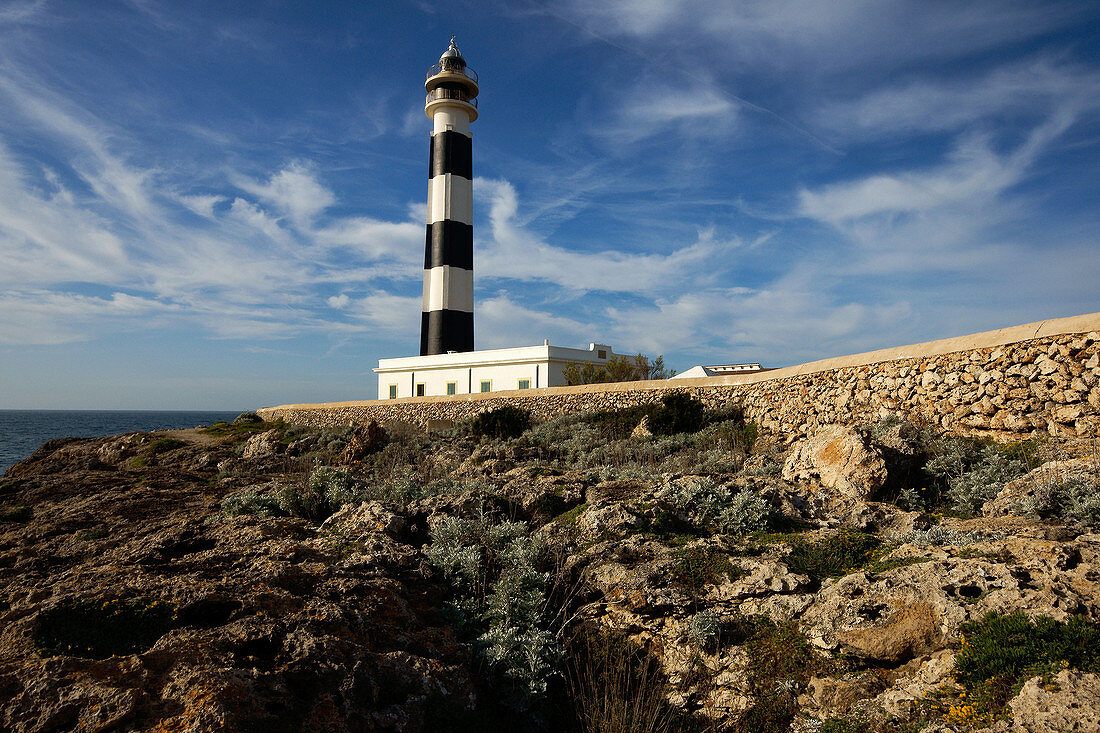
[0,410,243,475]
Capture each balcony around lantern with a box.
[426,62,478,84]
[425,87,478,109]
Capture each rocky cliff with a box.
[1,405,1098,732]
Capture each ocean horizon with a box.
[0,409,244,475]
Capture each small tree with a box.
[562,353,672,386]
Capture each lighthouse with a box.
[422,37,478,355]
[372,41,634,400]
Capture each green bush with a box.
[649,392,704,436]
[953,611,1100,713]
[669,545,740,591]
[148,437,187,455]
[735,618,818,733]
[784,530,882,580]
[34,597,177,659]
[471,406,532,440]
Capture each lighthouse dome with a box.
[440,37,464,64]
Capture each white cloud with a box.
[599,83,738,145]
[176,193,224,218]
[798,111,1076,227]
[476,177,734,293]
[327,293,350,309]
[235,162,336,230]
[818,56,1100,138]
[0,290,174,345]
[0,0,47,25]
[558,1,1083,72]
[477,294,596,350]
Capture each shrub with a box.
[923,437,1028,515]
[424,510,558,714]
[34,597,177,659]
[946,450,1023,514]
[669,546,740,592]
[720,489,772,535]
[683,609,723,652]
[735,618,818,733]
[567,626,681,733]
[953,611,1100,716]
[221,490,284,517]
[649,392,704,436]
[1018,466,1100,526]
[471,406,532,440]
[784,530,882,580]
[662,477,771,535]
[587,405,656,441]
[276,467,354,522]
[896,526,998,546]
[148,437,186,455]
[234,411,263,424]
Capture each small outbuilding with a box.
[669,363,768,379]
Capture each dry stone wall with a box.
[259,325,1100,441]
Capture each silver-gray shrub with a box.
[661,477,770,535]
[423,510,559,709]
[1018,466,1100,527]
[926,440,1026,515]
[684,609,723,651]
[896,526,999,546]
[274,466,355,522]
[221,489,282,517]
[945,450,1022,514]
[718,489,771,535]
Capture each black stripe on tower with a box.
[428,130,472,179]
[421,310,474,356]
[424,221,473,269]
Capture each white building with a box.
[670,363,767,379]
[375,341,622,399]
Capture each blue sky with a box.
[0,0,1098,409]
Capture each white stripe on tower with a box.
[422,37,478,355]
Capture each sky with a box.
[0,0,1098,409]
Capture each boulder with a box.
[782,425,888,499]
[836,602,942,662]
[1008,670,1100,733]
[240,429,283,460]
[337,420,386,464]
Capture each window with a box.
[480,380,492,393]
[388,384,397,399]
[446,381,457,395]
[517,379,531,390]
[415,383,426,397]
[597,350,607,359]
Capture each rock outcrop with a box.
[2,406,1099,732]
[782,425,888,499]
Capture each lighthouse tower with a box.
[421,37,479,355]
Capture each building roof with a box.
[375,341,617,373]
[670,363,766,379]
